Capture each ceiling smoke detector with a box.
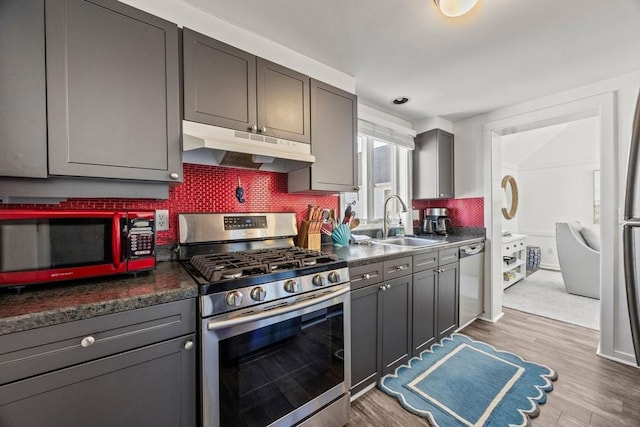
[392,96,410,105]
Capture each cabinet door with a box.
[413,129,454,199]
[380,276,412,375]
[412,269,437,356]
[183,28,257,132]
[437,262,459,341]
[46,0,181,182]
[0,334,196,427]
[0,0,47,178]
[257,58,310,143]
[288,79,357,192]
[436,130,455,199]
[350,285,379,395]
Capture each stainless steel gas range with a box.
[178,213,351,427]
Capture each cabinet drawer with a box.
[0,299,196,385]
[350,262,383,290]
[503,239,526,254]
[413,251,438,273]
[383,256,413,281]
[438,247,459,266]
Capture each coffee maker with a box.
[422,208,453,235]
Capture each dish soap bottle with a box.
[396,219,405,237]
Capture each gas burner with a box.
[221,271,243,280]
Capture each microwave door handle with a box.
[112,213,122,268]
[207,285,349,332]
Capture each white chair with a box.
[555,221,600,299]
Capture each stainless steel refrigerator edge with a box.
[622,89,640,366]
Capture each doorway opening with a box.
[482,92,616,355]
[499,117,601,330]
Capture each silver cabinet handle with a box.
[80,336,95,348]
[250,124,257,131]
[169,172,179,180]
[184,340,194,351]
[363,273,371,280]
[379,285,386,291]
[396,265,406,271]
[260,126,267,133]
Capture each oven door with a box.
[202,285,351,427]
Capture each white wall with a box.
[454,70,640,366]
[502,117,600,269]
[120,0,356,93]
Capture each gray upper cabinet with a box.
[183,28,257,132]
[413,129,454,199]
[257,58,310,143]
[0,0,47,178]
[183,29,310,144]
[46,0,181,182]
[288,79,357,193]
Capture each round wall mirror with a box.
[501,175,519,220]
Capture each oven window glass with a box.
[0,218,112,272]
[218,304,345,427]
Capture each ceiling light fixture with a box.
[433,0,479,17]
[392,96,410,105]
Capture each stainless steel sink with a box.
[373,236,443,248]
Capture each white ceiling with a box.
[182,0,640,124]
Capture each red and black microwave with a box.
[0,210,156,288]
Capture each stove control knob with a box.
[250,287,267,301]
[284,280,300,293]
[225,290,243,307]
[312,274,325,287]
[328,271,341,283]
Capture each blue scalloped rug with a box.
[379,333,557,427]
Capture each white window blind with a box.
[358,119,415,150]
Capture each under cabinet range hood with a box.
[182,121,315,172]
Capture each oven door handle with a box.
[207,285,350,332]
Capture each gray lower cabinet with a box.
[1,0,181,184]
[437,262,459,340]
[412,267,437,354]
[0,299,196,426]
[349,259,412,395]
[413,129,454,199]
[288,79,358,193]
[183,28,310,144]
[350,283,380,395]
[411,247,460,357]
[379,275,413,376]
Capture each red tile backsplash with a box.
[412,197,484,227]
[0,164,339,245]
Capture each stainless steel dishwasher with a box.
[459,242,485,327]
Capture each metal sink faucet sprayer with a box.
[383,195,408,238]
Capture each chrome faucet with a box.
[383,195,408,238]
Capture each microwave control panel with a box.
[127,214,156,258]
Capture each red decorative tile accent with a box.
[0,164,339,245]
[412,197,484,227]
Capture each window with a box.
[342,120,414,231]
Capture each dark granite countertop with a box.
[322,234,485,267]
[0,233,483,336]
[0,262,197,335]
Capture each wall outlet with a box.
[412,209,420,221]
[547,247,554,255]
[156,209,169,231]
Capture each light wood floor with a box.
[348,308,640,426]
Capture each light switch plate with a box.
[412,209,420,221]
[156,209,169,231]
